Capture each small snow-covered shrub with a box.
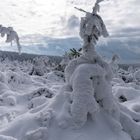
[35,110,54,127]
[0,95,16,106]
[28,96,47,109]
[28,87,54,100]
[29,66,44,76]
[58,52,72,72]
[118,95,127,103]
[29,56,50,76]
[128,66,134,73]
[113,86,140,102]
[121,74,134,83]
[0,96,4,105]
[111,78,124,86]
[0,71,6,83]
[6,70,32,85]
[4,96,16,106]
[54,64,64,72]
[26,127,48,140]
[120,112,140,140]
[46,71,65,82]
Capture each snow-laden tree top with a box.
[75,0,109,54]
[92,0,105,14]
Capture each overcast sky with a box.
[0,0,140,62]
[0,0,139,37]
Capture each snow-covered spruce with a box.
[60,46,120,129]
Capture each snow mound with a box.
[113,86,140,102]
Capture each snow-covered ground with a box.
[0,56,139,140]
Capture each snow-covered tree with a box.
[29,56,50,76]
[0,25,21,54]
[42,1,140,139]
